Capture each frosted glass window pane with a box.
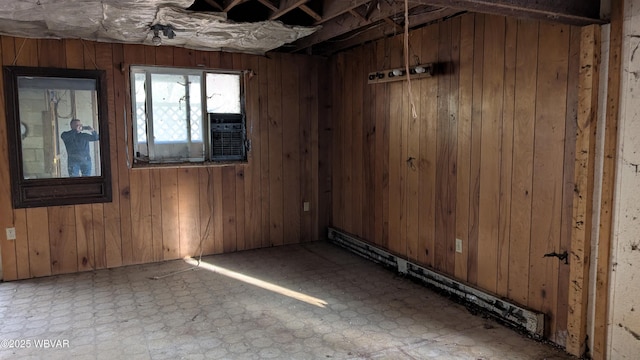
[206,73,240,113]
[151,74,187,143]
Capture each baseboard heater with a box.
[327,227,545,339]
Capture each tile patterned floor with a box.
[0,241,574,359]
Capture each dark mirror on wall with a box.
[3,66,112,208]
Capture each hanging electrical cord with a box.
[404,0,418,119]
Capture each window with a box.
[130,66,246,164]
[3,66,112,208]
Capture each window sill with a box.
[131,160,248,170]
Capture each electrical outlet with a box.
[6,227,16,240]
[303,202,310,212]
[455,238,463,253]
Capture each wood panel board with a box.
[497,16,517,297]
[405,29,422,262]
[282,54,302,245]
[528,22,570,339]
[507,19,539,306]
[454,13,474,281]
[267,53,284,246]
[178,168,201,258]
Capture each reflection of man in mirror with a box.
[60,119,99,177]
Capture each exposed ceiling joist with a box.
[292,1,422,52]
[256,0,278,11]
[315,0,374,25]
[418,0,604,25]
[300,4,323,22]
[202,0,224,11]
[382,16,403,32]
[364,0,380,20]
[318,8,463,55]
[223,0,249,12]
[349,9,368,23]
[270,0,311,20]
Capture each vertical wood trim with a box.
[115,44,133,265]
[96,42,122,269]
[557,24,582,347]
[0,36,18,281]
[594,0,623,358]
[566,24,600,357]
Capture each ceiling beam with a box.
[292,0,420,52]
[270,0,311,20]
[300,4,323,22]
[223,0,248,12]
[315,8,462,55]
[364,0,380,20]
[348,9,368,23]
[315,0,386,25]
[256,0,278,12]
[202,0,224,12]
[417,0,603,25]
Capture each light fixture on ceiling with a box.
[149,24,176,46]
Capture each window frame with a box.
[130,65,247,166]
[3,66,112,208]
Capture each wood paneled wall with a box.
[329,13,581,345]
[0,37,330,281]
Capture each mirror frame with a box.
[3,66,112,208]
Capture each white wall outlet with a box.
[455,238,463,253]
[303,202,310,212]
[6,227,16,240]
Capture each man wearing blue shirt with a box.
[60,118,99,177]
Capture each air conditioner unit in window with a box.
[209,113,245,161]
